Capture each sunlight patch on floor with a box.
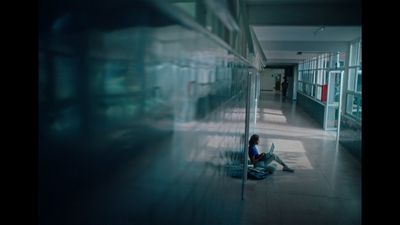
[262,108,284,115]
[260,114,288,123]
[258,139,313,170]
[255,125,336,140]
[277,151,314,170]
[258,139,305,153]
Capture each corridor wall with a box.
[39,1,259,224]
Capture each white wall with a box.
[260,69,284,91]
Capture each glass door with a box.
[324,70,344,130]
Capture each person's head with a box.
[249,134,259,146]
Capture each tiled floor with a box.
[39,91,361,225]
[241,92,361,225]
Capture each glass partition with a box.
[38,1,259,224]
[297,52,346,130]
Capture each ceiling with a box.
[245,0,361,65]
[252,26,361,42]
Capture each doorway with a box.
[260,68,284,92]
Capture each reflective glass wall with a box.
[39,1,259,224]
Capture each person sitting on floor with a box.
[248,134,294,172]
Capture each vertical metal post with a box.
[336,71,344,141]
[323,72,327,130]
[242,71,252,200]
[254,72,259,126]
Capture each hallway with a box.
[38,1,362,224]
[241,92,361,225]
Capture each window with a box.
[344,39,362,121]
[297,52,343,102]
[345,93,362,119]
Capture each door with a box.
[324,70,344,130]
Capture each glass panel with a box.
[347,40,361,120]
[316,85,322,101]
[339,52,345,68]
[348,68,357,91]
[325,71,342,129]
[354,94,362,119]
[328,75,336,104]
[320,70,326,84]
[317,56,321,69]
[39,16,254,224]
[334,75,341,102]
[324,54,329,68]
[330,52,342,68]
[311,84,315,97]
[346,93,362,119]
[346,93,354,115]
[328,73,341,103]
[328,54,334,68]
[326,106,339,129]
[349,41,359,66]
[310,70,315,83]
[298,81,303,93]
[358,41,362,66]
[356,69,362,92]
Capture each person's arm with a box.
[251,153,266,165]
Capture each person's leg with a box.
[267,154,285,166]
[265,154,294,172]
[254,160,275,174]
[255,155,273,169]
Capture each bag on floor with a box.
[247,167,268,180]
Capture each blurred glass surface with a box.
[39,2,258,224]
